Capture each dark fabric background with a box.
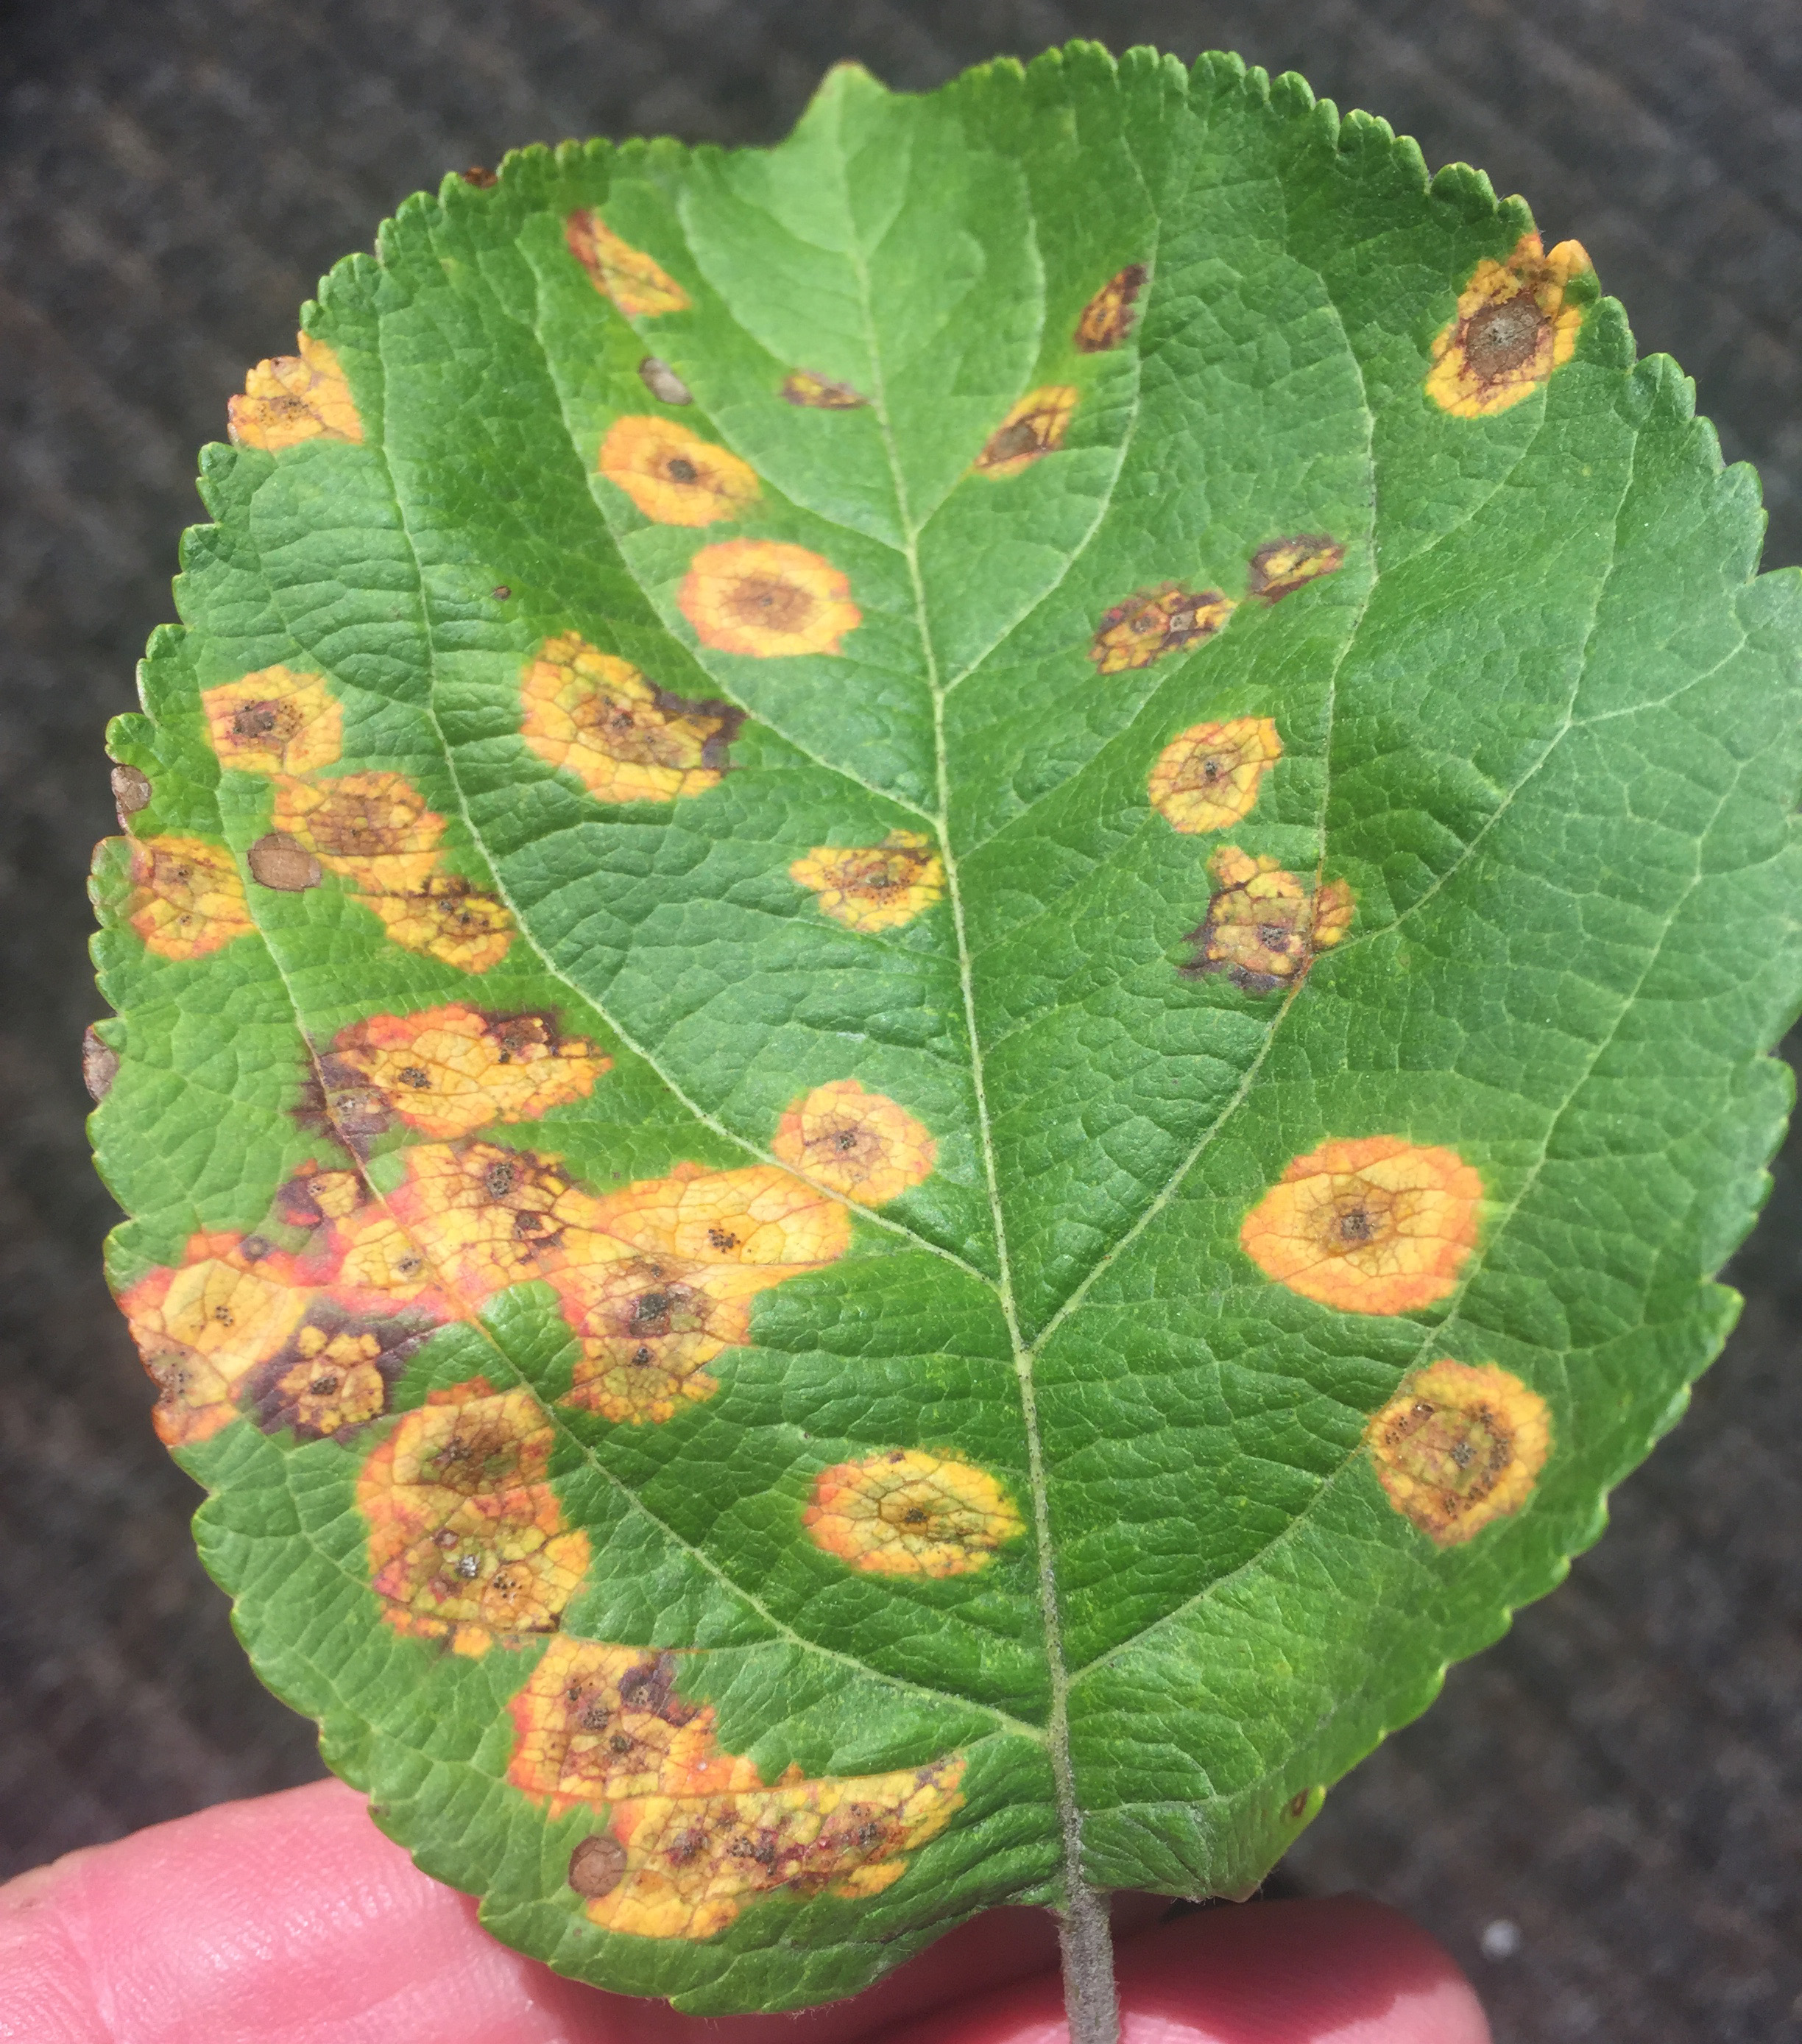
[1,4,1798,2038]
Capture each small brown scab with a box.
[781,369,867,410]
[638,357,693,405]
[1246,537,1346,605]
[82,1026,119,1102]
[1287,1790,1310,1821]
[111,764,152,821]
[492,585,512,601]
[461,166,498,188]
[569,1832,629,1899]
[1073,264,1147,353]
[247,832,323,892]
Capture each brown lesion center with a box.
[727,576,813,632]
[665,456,699,484]
[1464,295,1547,378]
[1319,1185,1397,1257]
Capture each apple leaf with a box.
[88,43,1802,2034]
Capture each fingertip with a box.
[872,1895,1490,2044]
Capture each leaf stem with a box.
[1058,1882,1123,2044]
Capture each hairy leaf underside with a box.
[89,44,1802,2017]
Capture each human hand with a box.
[0,1779,1488,2043]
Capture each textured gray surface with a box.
[1,4,1798,2038]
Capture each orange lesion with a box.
[598,417,760,526]
[519,632,741,804]
[973,386,1078,478]
[1148,718,1282,834]
[1426,233,1592,417]
[328,1004,610,1140]
[508,1637,964,1938]
[1073,264,1147,353]
[228,334,364,451]
[125,836,256,959]
[357,1378,591,1658]
[201,667,343,775]
[789,831,944,933]
[119,1232,322,1445]
[679,540,861,659]
[268,769,514,970]
[246,1311,427,1439]
[1181,847,1354,994]
[1240,1135,1484,1315]
[384,1141,611,1301]
[555,1161,851,1424]
[1090,585,1235,674]
[565,212,691,317]
[804,1449,1023,1577]
[771,1079,936,1205]
[270,771,445,893]
[1246,537,1346,605]
[1367,1360,1551,1545]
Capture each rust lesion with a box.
[973,387,1078,478]
[509,1637,965,1938]
[1090,585,1234,675]
[1367,1360,1551,1544]
[1181,847,1354,993]
[1426,233,1592,417]
[228,334,363,451]
[1073,264,1146,353]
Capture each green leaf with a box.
[88,43,1802,2034]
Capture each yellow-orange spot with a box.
[1090,585,1235,675]
[679,539,861,659]
[251,1319,411,1439]
[565,211,691,317]
[1148,718,1282,835]
[119,1233,317,1445]
[330,1004,610,1140]
[358,1378,590,1657]
[125,836,255,959]
[1073,264,1146,353]
[227,334,363,451]
[1183,847,1354,993]
[201,667,343,775]
[360,874,515,973]
[772,1079,935,1205]
[1368,1360,1551,1545]
[973,386,1078,478]
[789,830,944,934]
[1247,537,1346,605]
[271,771,445,893]
[598,416,760,526]
[1426,233,1591,417]
[781,369,866,409]
[508,1637,964,1938]
[329,1208,445,1308]
[556,1161,849,1424]
[278,1166,365,1226]
[384,1141,610,1303]
[1240,1135,1484,1315]
[805,1449,1023,1577]
[520,632,740,804]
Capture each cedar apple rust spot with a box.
[1148,719,1282,834]
[202,667,343,775]
[227,334,363,451]
[1426,233,1591,417]
[771,1079,936,1204]
[679,540,861,658]
[1182,847,1354,993]
[508,1636,964,1937]
[805,1449,1024,1576]
[565,212,691,317]
[328,1004,610,1140]
[520,631,742,803]
[1073,264,1147,351]
[125,836,255,959]
[1246,537,1346,604]
[598,416,760,526]
[782,368,868,409]
[1090,585,1235,674]
[1240,1136,1483,1314]
[789,830,945,932]
[974,386,1078,477]
[1367,1360,1551,1544]
[358,1378,590,1658]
